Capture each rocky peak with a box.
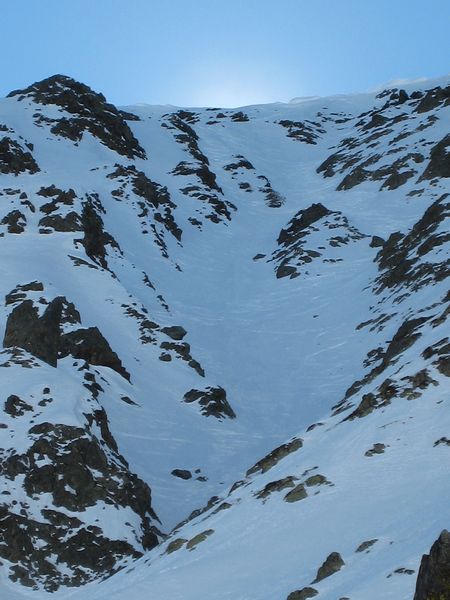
[8,74,146,159]
[8,74,107,109]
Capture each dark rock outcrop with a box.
[414,530,450,600]
[278,119,324,144]
[161,325,187,340]
[356,539,378,553]
[284,483,308,503]
[2,209,27,233]
[277,204,331,246]
[59,327,130,381]
[344,393,378,420]
[365,442,386,457]
[159,341,205,377]
[224,155,254,171]
[3,298,65,367]
[256,476,297,500]
[0,137,40,175]
[5,281,44,306]
[186,529,214,550]
[81,200,118,269]
[287,588,318,600]
[183,386,235,419]
[246,438,303,476]
[258,176,285,208]
[3,295,128,378]
[165,538,188,554]
[171,469,192,480]
[370,235,385,248]
[231,111,249,122]
[38,184,76,205]
[419,134,450,181]
[312,551,345,583]
[4,395,33,417]
[414,85,450,114]
[39,211,82,232]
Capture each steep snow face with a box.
[0,74,449,598]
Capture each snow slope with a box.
[0,74,449,599]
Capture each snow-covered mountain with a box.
[0,74,449,600]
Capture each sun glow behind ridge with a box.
[172,60,289,108]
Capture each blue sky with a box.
[2,0,449,107]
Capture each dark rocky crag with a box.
[3,294,130,379]
[0,412,161,590]
[414,530,450,600]
[0,137,40,175]
[8,75,145,159]
[0,286,160,589]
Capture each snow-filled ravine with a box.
[0,74,449,599]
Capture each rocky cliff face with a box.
[0,74,449,599]
[414,530,450,600]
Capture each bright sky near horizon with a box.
[1,0,449,108]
